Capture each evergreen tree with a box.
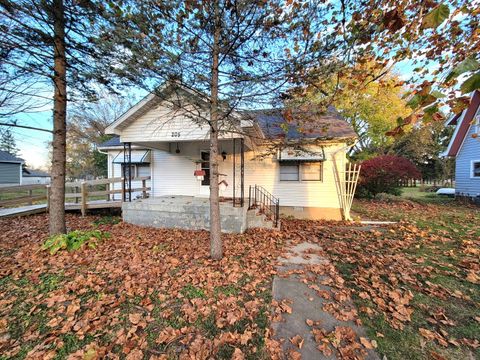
[0,1,121,235]
[0,128,19,156]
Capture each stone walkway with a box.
[271,242,379,359]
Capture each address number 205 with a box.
[171,131,181,137]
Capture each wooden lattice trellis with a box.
[338,162,361,220]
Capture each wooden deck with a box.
[0,177,150,218]
[0,204,47,217]
[0,200,123,218]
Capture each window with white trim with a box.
[280,162,323,181]
[300,162,323,181]
[472,161,480,178]
[279,163,299,181]
[474,111,480,136]
[121,164,150,178]
[122,164,137,178]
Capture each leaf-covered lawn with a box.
[337,199,479,359]
[0,198,478,360]
[0,214,287,359]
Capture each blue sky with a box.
[12,111,53,169]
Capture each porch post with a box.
[123,142,127,202]
[128,142,132,202]
[232,138,236,206]
[240,137,244,207]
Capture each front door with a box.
[199,150,210,196]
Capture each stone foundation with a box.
[123,196,253,233]
[279,206,343,221]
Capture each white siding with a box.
[108,142,347,209]
[455,117,480,197]
[107,149,152,200]
[151,141,210,197]
[119,102,241,143]
[218,143,345,208]
[22,177,50,185]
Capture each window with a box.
[122,164,137,179]
[475,112,480,135]
[137,164,150,177]
[472,161,480,178]
[301,162,322,181]
[201,151,210,186]
[280,163,299,181]
[280,162,323,181]
[121,164,150,179]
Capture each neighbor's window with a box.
[472,161,480,178]
[137,164,150,178]
[122,164,137,178]
[280,163,299,181]
[300,162,323,181]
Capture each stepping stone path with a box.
[271,242,380,359]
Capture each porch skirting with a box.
[122,196,249,233]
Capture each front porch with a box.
[122,195,278,233]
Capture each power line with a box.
[0,122,52,133]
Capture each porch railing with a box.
[248,185,280,227]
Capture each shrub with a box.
[41,230,110,255]
[357,155,421,198]
[93,216,121,226]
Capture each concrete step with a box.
[246,209,279,230]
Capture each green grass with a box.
[346,198,480,360]
[400,187,456,205]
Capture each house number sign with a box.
[171,131,181,137]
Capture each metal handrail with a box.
[248,185,280,227]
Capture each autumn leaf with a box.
[465,271,479,284]
[360,337,373,349]
[445,57,480,82]
[460,72,480,94]
[231,348,245,360]
[422,4,450,29]
[128,313,142,325]
[290,335,304,349]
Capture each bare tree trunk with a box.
[49,0,67,235]
[209,0,222,260]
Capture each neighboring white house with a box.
[99,85,357,224]
[22,169,51,185]
[443,90,480,199]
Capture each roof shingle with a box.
[0,150,24,163]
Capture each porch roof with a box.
[112,150,151,164]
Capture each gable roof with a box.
[444,90,480,157]
[97,136,122,149]
[23,169,50,177]
[105,83,210,135]
[0,150,24,163]
[105,83,356,143]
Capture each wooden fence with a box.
[398,178,455,187]
[0,176,150,216]
[0,184,48,208]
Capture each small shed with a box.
[0,150,24,186]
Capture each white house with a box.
[443,90,480,199]
[22,169,51,185]
[99,85,357,232]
